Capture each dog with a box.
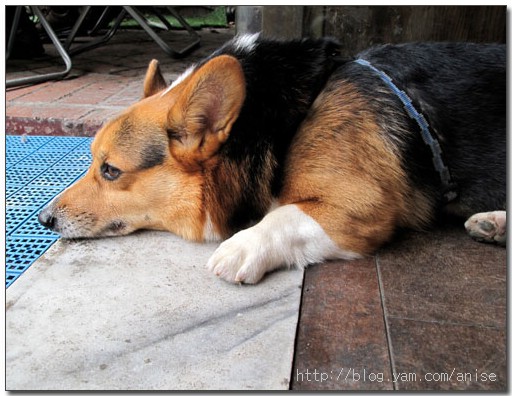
[38,34,506,284]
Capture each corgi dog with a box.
[39,34,506,284]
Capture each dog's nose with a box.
[38,209,56,230]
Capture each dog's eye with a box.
[101,163,122,181]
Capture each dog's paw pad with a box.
[465,211,506,245]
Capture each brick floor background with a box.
[6,28,235,137]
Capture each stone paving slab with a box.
[6,231,303,390]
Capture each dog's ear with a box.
[167,55,246,167]
[143,59,167,98]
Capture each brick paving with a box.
[6,28,235,137]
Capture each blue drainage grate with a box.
[6,206,40,235]
[6,237,60,287]
[6,135,52,151]
[5,135,93,288]
[6,166,46,186]
[11,214,62,238]
[6,184,25,197]
[7,185,65,208]
[30,168,86,188]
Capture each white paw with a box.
[465,211,506,245]
[206,228,274,284]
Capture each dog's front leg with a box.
[206,204,361,284]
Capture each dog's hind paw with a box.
[464,211,506,246]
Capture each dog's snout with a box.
[38,209,56,230]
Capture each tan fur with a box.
[280,80,433,254]
[168,55,246,169]
[143,59,167,98]
[38,47,506,285]
[43,58,432,259]
[46,55,246,242]
[56,112,205,240]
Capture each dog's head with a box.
[38,55,245,241]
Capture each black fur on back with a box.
[350,42,506,216]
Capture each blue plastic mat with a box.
[6,135,93,287]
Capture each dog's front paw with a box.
[206,228,272,284]
[465,211,506,245]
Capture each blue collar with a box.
[355,58,457,203]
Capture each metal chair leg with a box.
[6,6,23,60]
[88,6,116,35]
[150,6,174,30]
[66,8,126,56]
[123,6,200,59]
[6,5,202,88]
[167,6,200,39]
[6,6,72,88]
[63,5,93,50]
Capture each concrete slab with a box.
[6,231,303,390]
